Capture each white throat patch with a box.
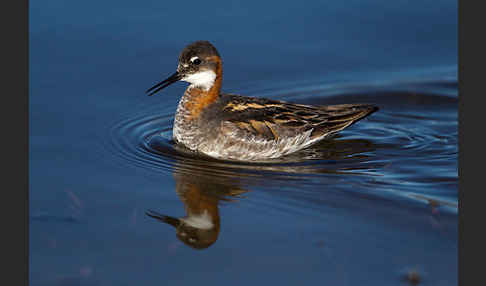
[181,212,214,229]
[182,70,216,91]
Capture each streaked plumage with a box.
[147,41,378,161]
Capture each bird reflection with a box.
[146,172,247,250]
[146,136,377,250]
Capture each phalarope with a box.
[146,40,378,161]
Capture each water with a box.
[30,0,457,285]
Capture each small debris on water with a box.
[402,269,421,285]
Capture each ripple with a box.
[107,109,380,184]
[104,77,458,208]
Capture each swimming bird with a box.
[146,40,378,161]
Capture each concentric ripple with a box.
[105,78,458,209]
[107,110,381,185]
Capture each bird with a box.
[146,40,378,161]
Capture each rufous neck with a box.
[182,61,222,119]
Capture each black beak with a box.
[146,71,181,96]
[146,209,181,228]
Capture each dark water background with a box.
[30,0,457,285]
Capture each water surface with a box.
[30,0,457,285]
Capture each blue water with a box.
[30,0,457,285]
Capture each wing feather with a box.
[220,94,378,142]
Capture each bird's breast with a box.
[172,90,220,151]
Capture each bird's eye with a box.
[193,58,201,65]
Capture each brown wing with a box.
[220,94,378,141]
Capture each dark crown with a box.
[179,40,220,63]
